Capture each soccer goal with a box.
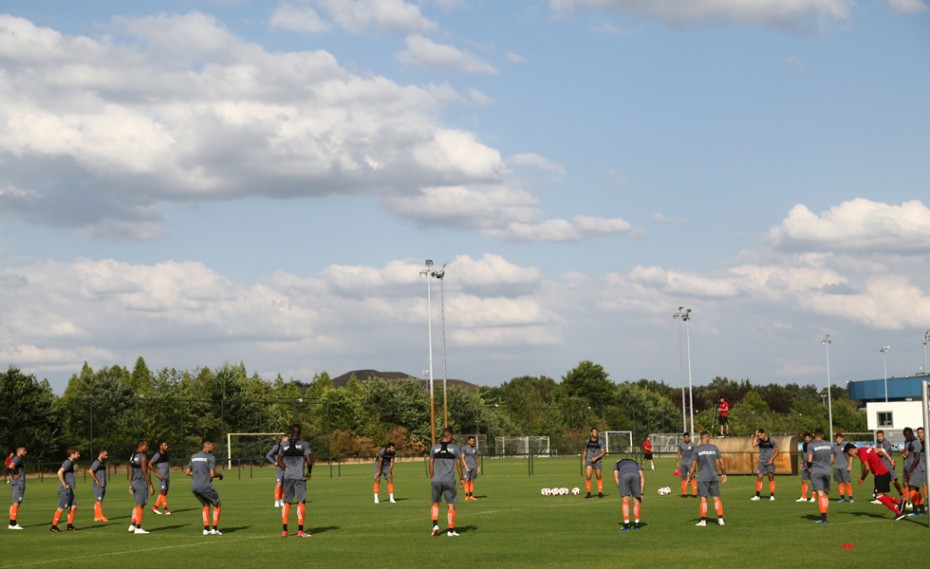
[650,433,683,454]
[494,436,551,457]
[604,431,634,455]
[226,432,286,469]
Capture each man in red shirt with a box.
[641,437,654,471]
[717,398,730,437]
[844,443,907,521]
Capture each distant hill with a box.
[331,369,479,392]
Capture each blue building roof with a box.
[848,376,927,402]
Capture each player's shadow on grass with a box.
[845,511,891,519]
[455,524,478,534]
[307,525,340,534]
[148,524,187,532]
[217,525,250,534]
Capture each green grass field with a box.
[5,457,929,568]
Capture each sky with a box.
[1,0,929,395]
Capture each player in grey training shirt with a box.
[902,427,926,516]
[430,428,464,537]
[128,440,154,534]
[832,434,853,502]
[875,430,905,499]
[797,433,813,502]
[50,447,80,532]
[806,429,833,524]
[583,428,607,499]
[8,446,26,530]
[373,442,396,504]
[462,436,480,501]
[752,429,779,501]
[688,432,727,526]
[187,438,224,535]
[150,441,171,515]
[89,449,110,522]
[265,435,287,508]
[276,424,312,538]
[677,433,696,497]
[613,458,644,531]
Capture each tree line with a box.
[0,358,865,466]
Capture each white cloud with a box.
[883,0,929,14]
[487,215,642,242]
[467,88,494,105]
[507,153,566,176]
[769,199,930,254]
[270,1,330,33]
[550,0,853,31]
[506,51,528,64]
[397,34,498,74]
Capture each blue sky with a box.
[1,0,929,394]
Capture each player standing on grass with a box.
[265,435,287,508]
[806,429,833,524]
[642,437,655,471]
[7,446,26,530]
[676,433,697,498]
[583,428,607,498]
[918,427,928,500]
[373,442,396,504]
[833,434,853,503]
[429,428,463,537]
[613,458,644,531]
[844,443,907,521]
[903,427,926,516]
[128,440,155,534]
[150,441,171,515]
[277,424,312,538]
[187,438,224,535]
[797,433,813,502]
[875,430,905,499]
[462,436,480,501]
[50,447,80,532]
[751,429,779,501]
[688,431,727,527]
[88,449,110,522]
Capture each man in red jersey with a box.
[844,443,906,521]
[717,398,730,437]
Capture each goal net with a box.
[494,436,550,457]
[604,431,634,455]
[226,432,286,469]
[650,433,683,454]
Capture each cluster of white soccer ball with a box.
[540,487,581,496]
[657,486,672,495]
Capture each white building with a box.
[864,400,926,442]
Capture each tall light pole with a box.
[673,307,688,433]
[419,259,436,444]
[880,346,890,402]
[674,307,694,435]
[822,334,834,442]
[431,264,448,427]
[922,330,929,376]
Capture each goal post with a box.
[226,432,286,469]
[494,436,550,457]
[604,431,633,455]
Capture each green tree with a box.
[561,361,615,409]
[0,366,60,461]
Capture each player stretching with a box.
[187,438,224,535]
[277,424,313,538]
[150,441,171,515]
[613,458,644,531]
[797,433,813,502]
[903,427,926,516]
[89,449,110,521]
[844,443,907,521]
[751,429,779,501]
[806,429,833,524]
[583,428,606,498]
[373,442,396,504]
[265,435,287,507]
[689,431,727,526]
[50,447,80,532]
[833,434,854,503]
[462,436,480,501]
[7,446,26,530]
[128,440,155,534]
[676,432,697,497]
[429,428,463,537]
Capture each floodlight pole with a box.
[880,346,890,402]
[431,265,448,427]
[420,260,436,445]
[673,307,694,435]
[822,334,834,442]
[922,330,929,376]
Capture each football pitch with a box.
[5,457,929,568]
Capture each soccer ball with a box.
[657,486,671,496]
[571,487,581,495]
[541,488,551,496]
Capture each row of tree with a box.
[1,359,866,466]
